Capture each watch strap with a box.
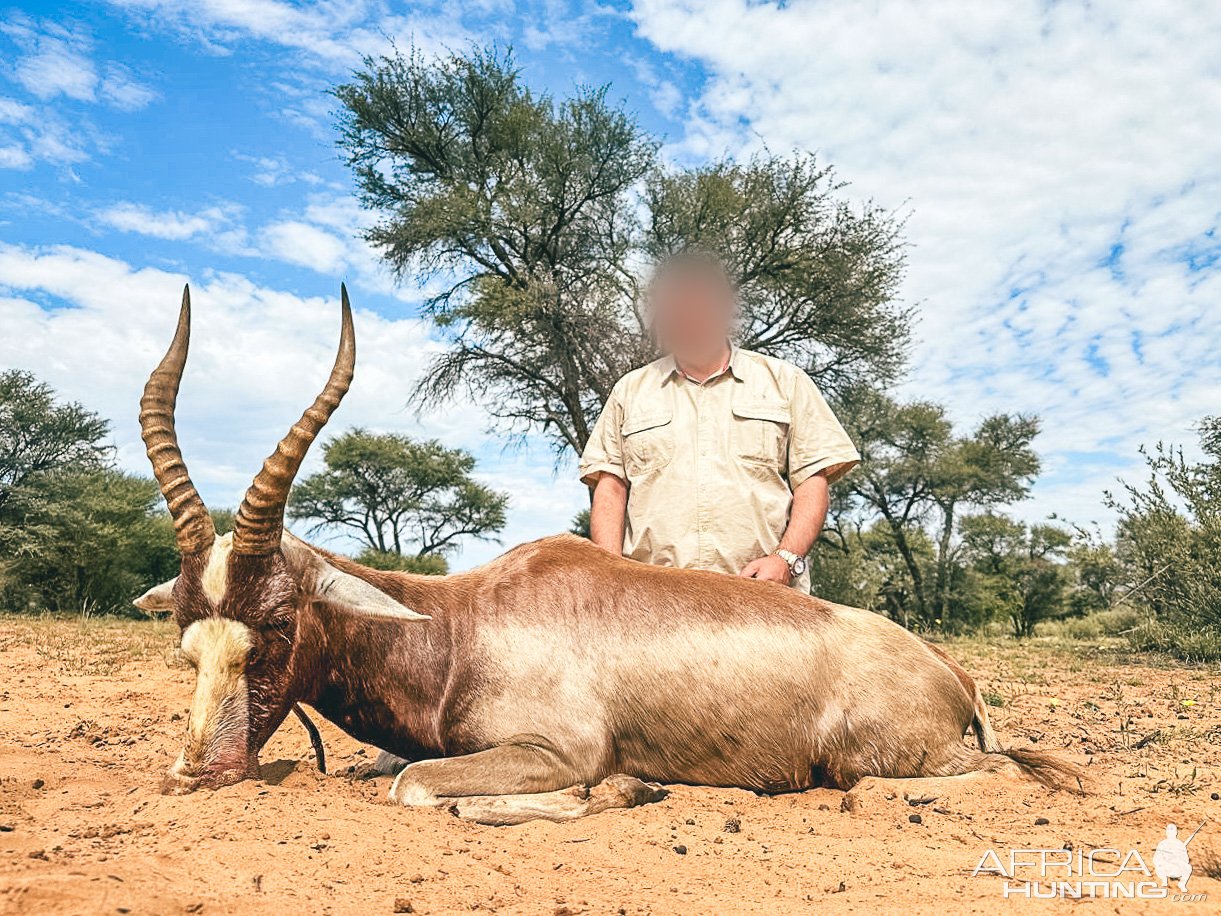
[774,549,801,573]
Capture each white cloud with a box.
[0,17,156,170]
[90,192,414,301]
[0,242,584,568]
[1,17,156,110]
[107,0,474,68]
[9,27,97,102]
[0,96,86,168]
[233,152,326,188]
[259,220,349,273]
[0,98,34,124]
[631,0,1221,528]
[0,145,33,170]
[96,202,241,241]
[99,63,159,111]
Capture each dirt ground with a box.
[1,615,1218,915]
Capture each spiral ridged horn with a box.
[140,285,216,555]
[231,284,355,555]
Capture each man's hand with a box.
[739,554,792,584]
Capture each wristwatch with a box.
[773,549,807,579]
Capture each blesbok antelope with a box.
[135,284,1076,825]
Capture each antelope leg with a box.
[448,774,667,826]
[387,740,666,824]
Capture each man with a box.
[579,251,860,592]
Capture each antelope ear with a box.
[316,563,431,622]
[134,577,178,614]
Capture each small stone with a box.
[1211,792,1219,801]
[32,779,44,790]
[673,844,687,855]
[908,814,922,824]
[723,817,741,833]
[1035,817,1050,825]
[684,818,695,825]
[393,899,414,913]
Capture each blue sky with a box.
[2,1,1220,568]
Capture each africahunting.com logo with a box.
[972,821,1209,901]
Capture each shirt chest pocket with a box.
[731,402,790,469]
[621,412,674,477]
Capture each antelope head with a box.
[135,285,427,794]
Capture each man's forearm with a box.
[778,473,830,556]
[589,473,628,554]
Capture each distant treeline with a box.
[2,368,1217,660]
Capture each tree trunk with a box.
[933,498,956,621]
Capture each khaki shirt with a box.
[579,347,860,592]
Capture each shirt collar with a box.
[661,344,746,386]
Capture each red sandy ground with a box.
[1,615,1218,915]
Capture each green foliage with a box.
[0,469,178,615]
[1036,606,1142,641]
[958,514,1071,638]
[355,549,448,575]
[0,371,178,615]
[570,508,591,539]
[1064,530,1123,615]
[288,428,507,559]
[1108,417,1221,659]
[0,370,111,512]
[807,521,891,613]
[334,45,911,456]
[833,387,1041,630]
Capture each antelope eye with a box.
[266,614,294,632]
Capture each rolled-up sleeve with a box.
[787,374,860,487]
[579,385,627,487]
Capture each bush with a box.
[354,549,448,575]
[1036,606,1143,641]
[1109,417,1221,661]
[0,469,178,615]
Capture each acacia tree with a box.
[959,513,1071,638]
[0,370,111,513]
[836,388,1041,628]
[287,429,507,564]
[334,46,911,457]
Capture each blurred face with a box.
[650,267,736,363]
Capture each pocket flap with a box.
[732,402,790,424]
[622,413,673,436]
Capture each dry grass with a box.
[0,612,184,676]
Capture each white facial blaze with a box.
[201,533,233,602]
[177,617,254,776]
